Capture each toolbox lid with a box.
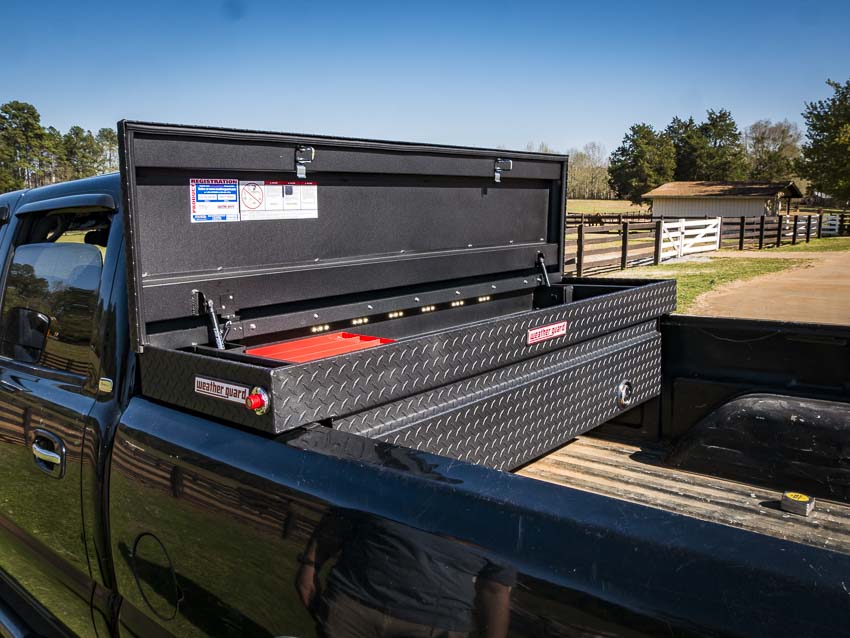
[119,121,567,352]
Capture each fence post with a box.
[654,220,662,265]
[738,216,746,250]
[805,215,812,243]
[818,213,824,239]
[776,215,783,247]
[576,224,584,277]
[792,214,799,245]
[620,221,629,270]
[758,216,765,250]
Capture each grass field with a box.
[567,199,648,214]
[772,236,850,252]
[798,207,848,214]
[602,256,809,312]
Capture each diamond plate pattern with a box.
[336,321,656,437]
[140,281,674,434]
[269,281,673,431]
[336,329,661,470]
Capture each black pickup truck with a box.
[0,122,848,638]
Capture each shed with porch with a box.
[643,181,803,218]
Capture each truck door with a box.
[0,201,115,637]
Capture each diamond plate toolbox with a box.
[140,280,675,434]
[335,322,661,470]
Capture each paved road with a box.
[691,250,850,325]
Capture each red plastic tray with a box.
[245,332,395,363]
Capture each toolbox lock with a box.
[616,381,634,409]
[295,146,315,179]
[245,387,270,415]
[494,158,512,183]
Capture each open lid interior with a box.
[119,121,567,352]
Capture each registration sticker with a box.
[190,179,240,223]
[527,321,567,345]
[194,376,251,405]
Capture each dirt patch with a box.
[691,251,850,325]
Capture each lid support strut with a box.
[537,253,552,287]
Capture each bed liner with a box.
[520,435,850,555]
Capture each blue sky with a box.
[2,0,849,154]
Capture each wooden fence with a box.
[719,214,823,250]
[565,213,653,227]
[565,221,659,275]
[566,212,849,276]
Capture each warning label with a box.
[190,178,319,223]
[240,182,265,210]
[239,181,319,221]
[190,179,240,223]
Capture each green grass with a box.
[567,199,648,214]
[602,257,810,312]
[772,236,850,252]
[798,207,848,214]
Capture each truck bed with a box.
[519,436,850,555]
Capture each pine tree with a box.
[608,124,675,204]
[798,78,850,203]
[665,116,706,181]
[62,126,101,180]
[695,109,749,181]
[96,127,119,173]
[0,101,47,190]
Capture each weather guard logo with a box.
[194,376,250,405]
[526,321,568,345]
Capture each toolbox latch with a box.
[295,146,315,179]
[494,158,512,183]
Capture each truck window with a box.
[0,212,110,376]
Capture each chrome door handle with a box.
[30,429,66,479]
[32,442,62,465]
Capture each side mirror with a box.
[0,307,50,363]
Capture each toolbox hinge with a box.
[494,158,512,183]
[295,146,315,179]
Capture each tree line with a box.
[4,80,848,208]
[607,78,850,205]
[526,141,615,200]
[0,101,118,194]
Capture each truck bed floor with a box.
[519,436,850,555]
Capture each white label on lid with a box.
[239,181,318,220]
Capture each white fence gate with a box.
[780,215,812,241]
[822,214,840,236]
[660,218,722,260]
